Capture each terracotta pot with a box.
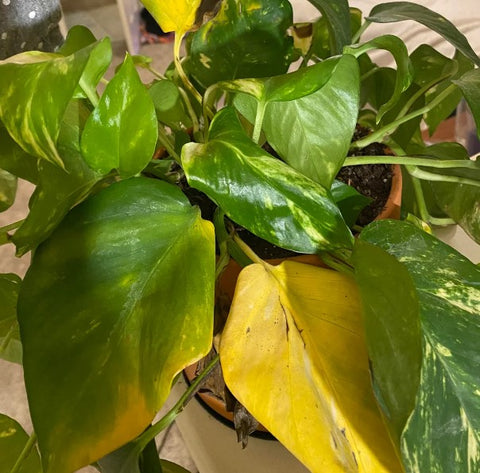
[375,164,402,221]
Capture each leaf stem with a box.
[233,234,265,266]
[135,354,220,451]
[252,100,267,144]
[351,20,371,44]
[0,219,24,235]
[156,126,180,164]
[343,155,479,169]
[0,323,17,355]
[173,33,203,107]
[408,166,480,188]
[9,432,37,473]
[177,87,200,136]
[351,83,458,148]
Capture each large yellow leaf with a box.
[141,0,201,34]
[220,260,403,473]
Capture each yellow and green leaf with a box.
[220,260,403,473]
[141,0,201,34]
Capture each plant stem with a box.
[177,87,200,136]
[408,166,480,188]
[0,219,24,236]
[252,100,267,144]
[344,155,479,169]
[233,234,265,266]
[408,170,431,223]
[156,126,180,164]
[0,323,17,355]
[321,250,355,276]
[351,20,371,44]
[351,84,457,149]
[135,354,220,451]
[173,33,203,107]
[9,433,37,473]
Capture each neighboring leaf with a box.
[345,35,413,122]
[367,1,480,67]
[0,414,41,473]
[0,169,17,213]
[306,0,351,54]
[0,273,22,364]
[141,0,202,34]
[182,108,353,254]
[360,220,480,473]
[81,54,158,178]
[353,239,422,444]
[58,25,97,56]
[453,68,480,139]
[12,100,99,256]
[185,0,293,88]
[234,55,360,188]
[18,177,215,473]
[220,260,403,473]
[0,43,101,168]
[149,80,191,129]
[330,180,371,228]
[161,460,192,473]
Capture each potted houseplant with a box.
[1,0,479,472]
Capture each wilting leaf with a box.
[185,0,293,87]
[81,54,158,178]
[0,273,22,364]
[353,239,422,444]
[0,414,41,473]
[360,220,480,473]
[18,177,215,473]
[367,2,480,67]
[141,0,202,34]
[0,169,17,213]
[220,260,403,473]
[182,107,353,254]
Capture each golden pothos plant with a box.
[0,0,479,472]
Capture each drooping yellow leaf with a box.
[141,0,201,34]
[220,260,403,473]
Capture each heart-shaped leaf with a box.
[0,42,105,169]
[234,55,360,188]
[360,220,480,473]
[220,260,403,473]
[81,54,158,178]
[185,0,293,88]
[149,80,191,129]
[367,2,480,67]
[0,414,41,473]
[182,108,353,254]
[141,0,202,34]
[0,273,22,364]
[18,177,215,473]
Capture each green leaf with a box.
[185,0,293,88]
[18,177,214,473]
[0,43,103,169]
[360,220,480,473]
[367,1,480,67]
[234,55,360,188]
[161,460,192,473]
[58,25,97,56]
[0,169,17,213]
[0,414,41,473]
[306,0,351,54]
[81,54,158,178]
[12,100,99,256]
[141,0,202,34]
[0,273,22,364]
[182,108,353,254]
[345,34,413,122]
[352,239,422,445]
[330,180,371,228]
[149,80,191,129]
[453,69,480,140]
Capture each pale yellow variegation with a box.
[220,260,403,473]
[141,0,201,34]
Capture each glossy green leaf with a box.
[234,55,360,188]
[353,239,422,444]
[18,177,215,473]
[453,69,480,140]
[12,100,99,256]
[149,80,191,129]
[141,0,202,34]
[185,0,293,88]
[0,169,17,213]
[0,44,102,169]
[59,25,97,56]
[360,220,480,473]
[330,180,371,228]
[81,55,158,178]
[0,414,41,473]
[182,108,353,254]
[220,260,403,473]
[0,273,22,364]
[345,35,413,122]
[306,0,351,54]
[367,1,480,67]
